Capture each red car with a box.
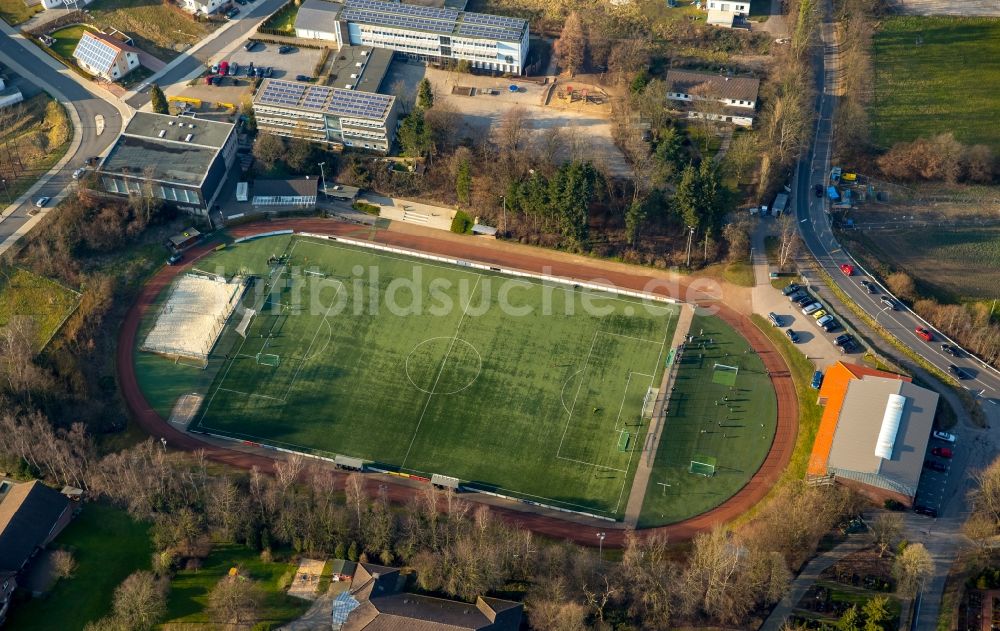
[931,447,953,459]
[840,263,854,276]
[915,327,934,342]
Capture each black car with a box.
[814,184,823,197]
[243,39,256,50]
[923,460,946,473]
[941,343,962,358]
[264,66,273,77]
[794,294,815,307]
[948,364,971,380]
[860,279,878,294]
[839,340,858,354]
[833,334,854,347]
[821,319,841,332]
[913,505,938,518]
[880,296,897,310]
[295,74,311,81]
[782,282,801,296]
[226,7,239,17]
[279,45,294,54]
[785,329,800,343]
[787,290,807,302]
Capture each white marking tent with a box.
[141,273,245,364]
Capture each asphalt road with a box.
[123,0,287,110]
[0,28,123,245]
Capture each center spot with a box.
[405,337,483,395]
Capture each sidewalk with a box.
[623,303,695,526]
[760,534,869,631]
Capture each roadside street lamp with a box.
[317,162,328,196]
[596,532,606,560]
[0,179,9,205]
[501,195,507,235]
[685,226,695,268]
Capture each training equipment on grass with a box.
[712,363,739,386]
[235,309,256,339]
[689,455,717,477]
[256,353,281,367]
[618,430,631,452]
[141,273,246,365]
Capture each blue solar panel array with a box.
[339,0,525,41]
[255,80,394,121]
[331,592,360,628]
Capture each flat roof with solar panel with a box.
[255,79,396,122]
[335,0,527,41]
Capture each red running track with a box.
[116,219,798,546]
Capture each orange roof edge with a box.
[807,362,910,476]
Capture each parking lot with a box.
[225,42,322,81]
[383,61,630,175]
[913,432,955,513]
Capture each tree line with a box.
[0,400,871,630]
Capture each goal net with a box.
[141,273,246,365]
[689,455,717,477]
[642,387,659,419]
[712,363,739,387]
[235,309,255,338]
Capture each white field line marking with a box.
[557,456,627,473]
[216,387,284,402]
[613,371,635,433]
[197,266,289,426]
[401,275,483,469]
[560,368,584,415]
[602,332,664,345]
[557,330,600,457]
[614,310,674,514]
[282,279,344,401]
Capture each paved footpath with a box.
[624,302,695,527]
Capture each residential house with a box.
[0,479,73,624]
[0,76,24,110]
[71,30,141,82]
[179,0,226,15]
[705,0,751,29]
[665,69,760,127]
[331,562,523,630]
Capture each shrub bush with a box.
[450,210,474,234]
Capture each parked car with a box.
[72,167,86,180]
[880,296,897,310]
[229,62,239,75]
[219,61,229,75]
[932,430,956,443]
[931,447,953,459]
[948,364,971,380]
[794,294,814,306]
[768,312,782,327]
[814,184,823,197]
[821,318,841,332]
[860,279,878,294]
[788,290,808,302]
[167,253,183,266]
[278,45,294,54]
[915,327,934,342]
[913,505,938,518]
[923,460,946,473]
[86,156,100,166]
[34,196,49,208]
[243,39,256,51]
[295,74,312,81]
[941,343,962,357]
[812,309,828,320]
[781,282,800,296]
[226,7,240,18]
[811,370,823,389]
[833,334,855,347]
[839,263,854,276]
[786,329,800,343]
[211,63,219,73]
[802,302,823,316]
[839,340,858,354]
[264,66,273,77]
[816,314,836,329]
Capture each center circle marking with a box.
[405,336,483,395]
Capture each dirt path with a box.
[116,218,798,546]
[623,303,695,527]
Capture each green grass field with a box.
[6,503,152,630]
[86,0,212,61]
[0,0,41,25]
[189,236,677,517]
[0,267,80,351]
[49,25,90,62]
[163,543,308,626]
[637,312,777,527]
[872,17,1000,151]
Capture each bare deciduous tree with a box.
[868,512,903,558]
[112,570,168,631]
[776,213,800,270]
[554,12,585,76]
[208,574,261,630]
[892,543,933,597]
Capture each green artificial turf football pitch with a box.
[180,236,678,517]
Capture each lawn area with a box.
[140,234,681,519]
[0,0,41,25]
[49,25,91,61]
[85,0,212,61]
[261,1,298,33]
[163,542,309,626]
[844,226,1000,302]
[0,94,73,203]
[5,503,153,630]
[0,267,81,351]
[872,16,1000,152]
[638,311,778,527]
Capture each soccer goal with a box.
[712,363,739,386]
[235,309,256,339]
[689,456,717,477]
[641,387,659,419]
[256,353,281,367]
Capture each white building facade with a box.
[665,69,760,127]
[294,0,529,75]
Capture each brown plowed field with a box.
[116,219,798,546]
